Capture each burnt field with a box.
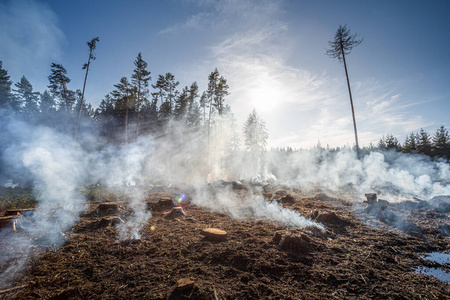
[1,185,449,299]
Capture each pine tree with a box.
[152,73,179,121]
[48,63,72,113]
[199,91,207,125]
[111,77,136,143]
[416,128,432,156]
[377,136,387,150]
[326,25,363,156]
[402,132,417,153]
[186,82,201,129]
[207,68,229,116]
[165,72,179,116]
[39,91,56,114]
[131,52,151,137]
[152,74,167,108]
[432,125,450,159]
[385,134,400,151]
[13,75,39,117]
[174,86,189,119]
[243,109,269,177]
[243,109,268,152]
[0,61,17,110]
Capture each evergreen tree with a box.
[165,72,179,116]
[152,73,179,120]
[326,25,363,156]
[402,132,417,153]
[206,68,229,153]
[243,109,268,153]
[13,75,39,117]
[207,68,229,116]
[48,63,72,113]
[199,91,208,125]
[186,82,201,130]
[131,52,151,137]
[384,134,400,151]
[243,109,269,177]
[174,86,191,120]
[152,74,167,108]
[96,94,115,119]
[224,112,240,153]
[95,94,117,140]
[0,61,16,110]
[416,128,432,156]
[39,90,56,114]
[111,77,136,143]
[432,125,450,159]
[377,136,387,150]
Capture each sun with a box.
[249,85,279,112]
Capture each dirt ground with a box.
[1,184,449,299]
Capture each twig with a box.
[0,285,27,295]
[360,274,367,284]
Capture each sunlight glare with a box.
[249,85,279,112]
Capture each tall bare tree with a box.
[74,37,99,139]
[326,25,362,156]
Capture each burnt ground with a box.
[1,185,449,299]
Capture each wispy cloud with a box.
[0,0,65,88]
[158,12,212,35]
[177,0,433,148]
[160,0,283,35]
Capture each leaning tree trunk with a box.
[125,96,129,144]
[136,82,141,139]
[341,47,360,157]
[74,54,91,140]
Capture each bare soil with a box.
[1,186,449,299]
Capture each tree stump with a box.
[201,228,228,242]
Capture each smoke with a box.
[91,139,153,240]
[1,106,449,288]
[0,117,87,288]
[267,148,450,202]
[194,186,324,230]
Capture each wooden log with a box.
[201,228,228,242]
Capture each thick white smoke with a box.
[0,120,88,288]
[1,109,449,289]
[194,186,324,230]
[268,148,450,202]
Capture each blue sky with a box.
[1,0,449,148]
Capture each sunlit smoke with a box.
[1,107,449,289]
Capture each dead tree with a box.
[326,25,362,157]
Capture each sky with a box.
[1,0,449,149]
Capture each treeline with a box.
[0,37,269,157]
[377,127,450,160]
[0,49,241,146]
[270,126,450,162]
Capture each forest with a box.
[1,53,449,162]
[0,36,449,165]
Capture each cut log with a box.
[176,278,195,291]
[201,228,228,242]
